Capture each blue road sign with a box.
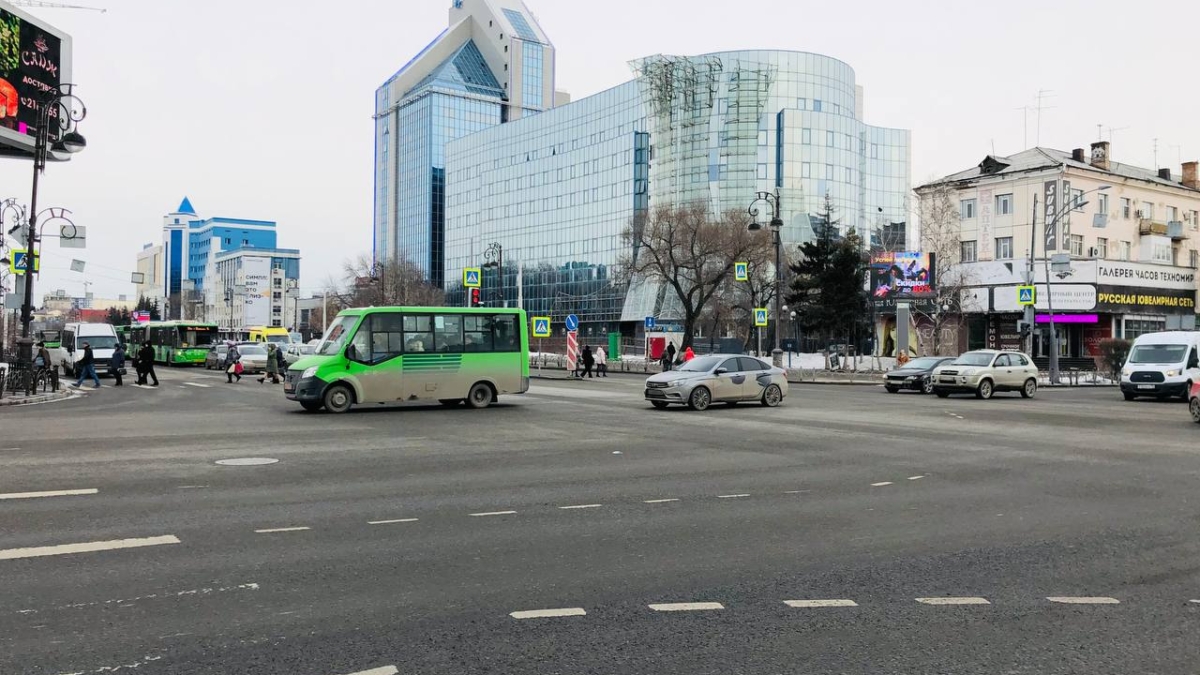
[754,308,769,327]
[532,317,551,338]
[644,316,656,330]
[565,314,579,332]
[463,268,481,288]
[1017,285,1036,306]
[734,262,749,282]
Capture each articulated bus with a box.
[285,306,529,413]
[131,321,219,366]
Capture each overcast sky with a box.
[2,0,1195,300]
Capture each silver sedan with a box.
[644,354,788,410]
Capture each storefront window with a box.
[1123,318,1166,340]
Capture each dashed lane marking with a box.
[784,599,858,608]
[19,582,260,614]
[337,667,399,675]
[254,527,311,534]
[0,488,97,500]
[177,486,208,490]
[368,518,419,525]
[717,494,750,499]
[1047,596,1120,605]
[183,382,212,388]
[648,602,724,612]
[510,607,587,619]
[907,475,926,481]
[470,510,518,517]
[871,482,894,487]
[0,535,180,561]
[784,490,811,494]
[916,597,991,606]
[559,504,602,510]
[644,498,679,504]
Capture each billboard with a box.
[870,251,936,300]
[242,256,272,327]
[0,1,71,158]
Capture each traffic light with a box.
[470,288,481,307]
[1016,320,1032,338]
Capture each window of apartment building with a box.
[1140,201,1154,220]
[273,292,282,300]
[960,198,977,219]
[273,278,282,288]
[802,162,811,178]
[845,167,853,183]
[1071,189,1084,211]
[1153,243,1172,264]
[1119,240,1131,260]
[801,128,811,144]
[995,236,1013,259]
[796,98,806,110]
[1096,237,1108,259]
[996,193,1013,216]
[825,164,834,180]
[1121,198,1132,219]
[1190,210,1200,229]
[1191,250,1199,269]
[827,130,835,147]
[1098,193,1109,215]
[813,99,822,112]
[1069,234,1084,256]
[961,240,978,262]
[1167,205,1179,223]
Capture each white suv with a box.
[932,350,1039,400]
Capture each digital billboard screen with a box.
[870,252,936,300]
[0,2,69,156]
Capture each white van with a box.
[49,323,121,378]
[1120,331,1200,401]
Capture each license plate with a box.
[1137,384,1155,390]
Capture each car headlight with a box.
[1167,369,1181,378]
[959,368,977,377]
[302,366,318,379]
[668,379,687,388]
[1121,368,1132,377]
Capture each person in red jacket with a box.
[683,346,695,362]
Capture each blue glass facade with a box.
[186,218,277,292]
[522,42,543,110]
[443,50,911,331]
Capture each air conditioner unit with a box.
[1087,247,1099,257]
[1136,210,1145,218]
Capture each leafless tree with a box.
[325,254,444,313]
[914,182,974,355]
[621,202,773,349]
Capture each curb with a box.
[0,390,73,407]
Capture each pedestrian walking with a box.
[663,342,677,372]
[683,346,695,363]
[34,340,50,370]
[138,341,160,386]
[225,343,242,383]
[260,343,282,384]
[581,344,595,378]
[70,341,101,389]
[595,345,608,377]
[110,343,126,387]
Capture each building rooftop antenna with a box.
[1034,89,1055,146]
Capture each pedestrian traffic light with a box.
[1016,320,1032,338]
[470,288,481,307]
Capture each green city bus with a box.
[37,329,62,349]
[285,306,529,413]
[131,321,219,366]
[114,325,131,346]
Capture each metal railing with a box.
[1,362,59,399]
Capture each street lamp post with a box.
[18,85,87,362]
[483,242,503,307]
[748,190,784,368]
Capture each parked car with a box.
[644,354,787,411]
[234,343,269,373]
[883,356,955,394]
[205,344,229,370]
[932,350,1039,400]
[284,343,315,366]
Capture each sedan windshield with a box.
[900,357,945,370]
[239,345,267,356]
[677,355,723,373]
[951,352,995,366]
[1128,344,1188,364]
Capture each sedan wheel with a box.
[976,379,994,400]
[688,386,712,411]
[761,384,782,407]
[1190,397,1200,424]
[1021,378,1037,399]
[922,378,935,395]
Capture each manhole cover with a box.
[215,457,280,466]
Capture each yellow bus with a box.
[246,326,293,346]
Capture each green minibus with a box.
[285,306,530,413]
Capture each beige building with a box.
[917,140,1200,358]
[135,242,163,301]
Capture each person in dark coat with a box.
[71,342,101,388]
[662,342,677,372]
[581,345,595,378]
[260,343,282,384]
[225,343,242,383]
[138,341,159,386]
[109,343,126,387]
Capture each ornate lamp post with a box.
[483,242,503,307]
[748,190,784,368]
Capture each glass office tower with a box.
[445,49,911,333]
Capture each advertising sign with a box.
[0,2,71,156]
[978,188,993,260]
[870,251,936,300]
[994,284,1097,312]
[1043,180,1058,251]
[1095,286,1196,314]
[242,255,271,327]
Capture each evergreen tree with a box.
[786,195,866,345]
[135,295,163,321]
[106,307,121,325]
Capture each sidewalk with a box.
[0,389,74,407]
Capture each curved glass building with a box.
[440,48,911,333]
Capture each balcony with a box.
[1168,221,1188,240]
[1138,218,1169,236]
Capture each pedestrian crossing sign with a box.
[1017,285,1036,306]
[9,250,38,275]
[463,268,481,288]
[734,262,749,282]
[532,316,551,338]
[754,308,769,327]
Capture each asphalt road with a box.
[3,366,1200,674]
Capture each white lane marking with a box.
[337,667,399,675]
[0,488,98,500]
[916,597,991,605]
[907,475,926,481]
[23,583,260,614]
[649,602,724,612]
[871,482,894,487]
[0,535,180,561]
[717,494,750,499]
[470,510,517,517]
[183,382,212,388]
[510,607,587,619]
[368,518,419,525]
[57,654,166,674]
[784,599,858,608]
[645,498,680,504]
[1190,599,1200,604]
[559,504,602,510]
[254,527,311,534]
[784,490,811,494]
[177,485,208,489]
[1047,596,1120,605]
